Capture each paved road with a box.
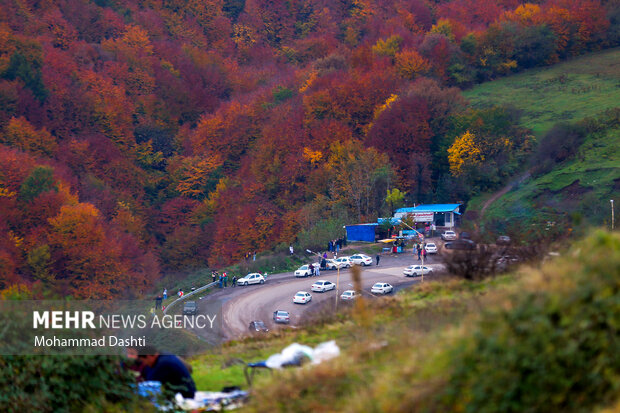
[194,250,444,341]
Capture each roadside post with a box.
[421,246,424,283]
[335,265,340,311]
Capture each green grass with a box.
[479,120,619,232]
[465,49,620,233]
[188,275,515,392]
[464,48,620,137]
[237,231,620,412]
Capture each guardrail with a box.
[163,281,218,315]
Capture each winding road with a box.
[193,251,444,341]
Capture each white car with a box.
[295,264,317,277]
[371,282,393,294]
[325,259,339,270]
[293,291,312,304]
[340,290,357,300]
[311,280,336,292]
[237,273,265,286]
[441,230,457,241]
[404,265,434,277]
[349,254,373,266]
[333,257,351,268]
[425,243,438,254]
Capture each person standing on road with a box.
[417,244,422,261]
[163,288,167,300]
[155,295,162,310]
[218,274,223,289]
[223,272,228,288]
[422,247,427,260]
[376,254,380,266]
[315,264,320,277]
[212,271,216,284]
[232,275,237,287]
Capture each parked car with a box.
[311,280,336,292]
[441,230,457,241]
[349,254,373,266]
[237,273,265,286]
[340,290,357,300]
[497,235,511,245]
[249,320,269,333]
[325,259,340,270]
[425,242,438,254]
[404,265,433,277]
[293,291,312,304]
[294,265,315,277]
[333,257,352,268]
[182,301,197,315]
[273,310,290,324]
[459,231,472,240]
[371,282,393,294]
[444,239,476,250]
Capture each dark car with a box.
[444,239,476,250]
[459,231,472,240]
[183,301,197,316]
[249,320,269,333]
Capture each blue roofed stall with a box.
[393,204,461,228]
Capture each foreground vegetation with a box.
[190,230,619,412]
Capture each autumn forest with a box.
[0,0,617,298]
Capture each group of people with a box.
[327,238,346,253]
[244,251,256,261]
[307,262,321,277]
[414,243,428,260]
[212,270,233,288]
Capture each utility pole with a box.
[421,245,424,283]
[611,200,615,230]
[335,265,340,311]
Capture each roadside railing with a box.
[163,281,218,315]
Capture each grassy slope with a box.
[464,48,620,137]
[188,231,620,412]
[464,49,620,229]
[189,275,514,391]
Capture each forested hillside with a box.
[0,0,618,298]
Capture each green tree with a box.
[385,188,406,216]
[2,52,47,102]
[18,166,57,202]
[27,244,53,282]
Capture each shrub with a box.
[0,355,152,412]
[434,231,620,412]
[530,122,586,175]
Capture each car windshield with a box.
[373,283,382,288]
[296,293,305,296]
[277,311,288,316]
[300,265,308,270]
[184,302,196,308]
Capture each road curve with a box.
[195,253,443,340]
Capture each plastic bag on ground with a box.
[264,340,339,369]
